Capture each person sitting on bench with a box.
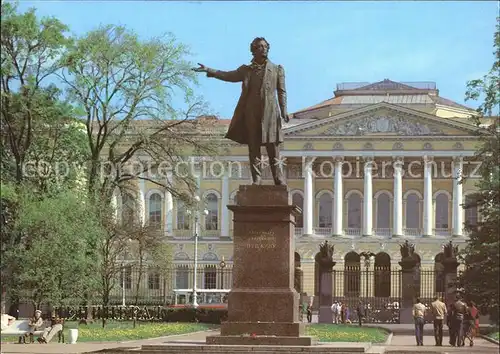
[23,310,43,343]
[37,316,63,343]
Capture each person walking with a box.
[430,296,447,346]
[331,301,340,324]
[356,301,365,327]
[306,303,313,323]
[464,300,479,347]
[413,297,427,346]
[449,294,467,347]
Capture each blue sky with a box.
[15,1,498,118]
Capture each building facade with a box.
[113,80,483,306]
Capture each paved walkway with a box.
[0,330,216,354]
[1,326,497,353]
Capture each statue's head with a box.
[250,37,270,59]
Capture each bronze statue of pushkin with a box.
[193,37,291,186]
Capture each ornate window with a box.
[176,200,190,230]
[347,193,362,228]
[148,193,162,227]
[318,193,333,228]
[292,192,304,228]
[374,252,391,298]
[435,193,449,229]
[205,193,219,230]
[119,265,132,289]
[344,252,360,297]
[464,195,478,226]
[121,191,136,227]
[148,270,160,290]
[175,265,189,289]
[405,193,420,229]
[376,193,391,229]
[204,265,217,289]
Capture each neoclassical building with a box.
[114,80,485,306]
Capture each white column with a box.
[392,157,403,237]
[333,156,344,236]
[303,157,315,235]
[111,188,120,222]
[138,177,146,226]
[220,168,230,237]
[452,157,464,237]
[164,171,173,234]
[363,157,373,236]
[423,156,434,237]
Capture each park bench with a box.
[0,319,64,343]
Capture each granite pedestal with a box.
[206,185,314,346]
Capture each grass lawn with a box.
[488,332,499,341]
[1,321,216,343]
[305,324,388,343]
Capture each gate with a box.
[332,269,402,323]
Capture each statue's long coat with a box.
[206,61,288,145]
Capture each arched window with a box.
[434,253,445,294]
[376,193,391,229]
[406,193,420,229]
[464,195,478,227]
[205,193,218,230]
[374,252,391,298]
[318,193,333,227]
[148,193,162,227]
[176,200,190,230]
[347,193,362,228]
[121,191,136,227]
[204,265,217,289]
[344,252,361,297]
[435,193,449,229]
[292,193,304,228]
[175,265,189,289]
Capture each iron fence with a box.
[15,266,450,323]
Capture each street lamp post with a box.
[219,256,226,290]
[121,262,126,307]
[187,196,208,308]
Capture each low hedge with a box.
[161,307,228,324]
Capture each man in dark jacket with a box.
[449,294,467,347]
[193,37,291,185]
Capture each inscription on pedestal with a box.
[244,231,277,249]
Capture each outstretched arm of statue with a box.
[277,65,290,123]
[192,63,244,83]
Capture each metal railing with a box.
[344,228,362,236]
[434,228,451,237]
[373,228,392,237]
[404,228,421,237]
[171,227,460,239]
[314,227,332,236]
[336,81,436,91]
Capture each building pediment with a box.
[285,102,478,137]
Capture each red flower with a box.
[251,333,257,338]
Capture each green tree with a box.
[459,18,500,322]
[59,24,218,207]
[4,190,106,311]
[58,24,218,315]
[1,2,73,185]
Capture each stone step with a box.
[96,343,373,353]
